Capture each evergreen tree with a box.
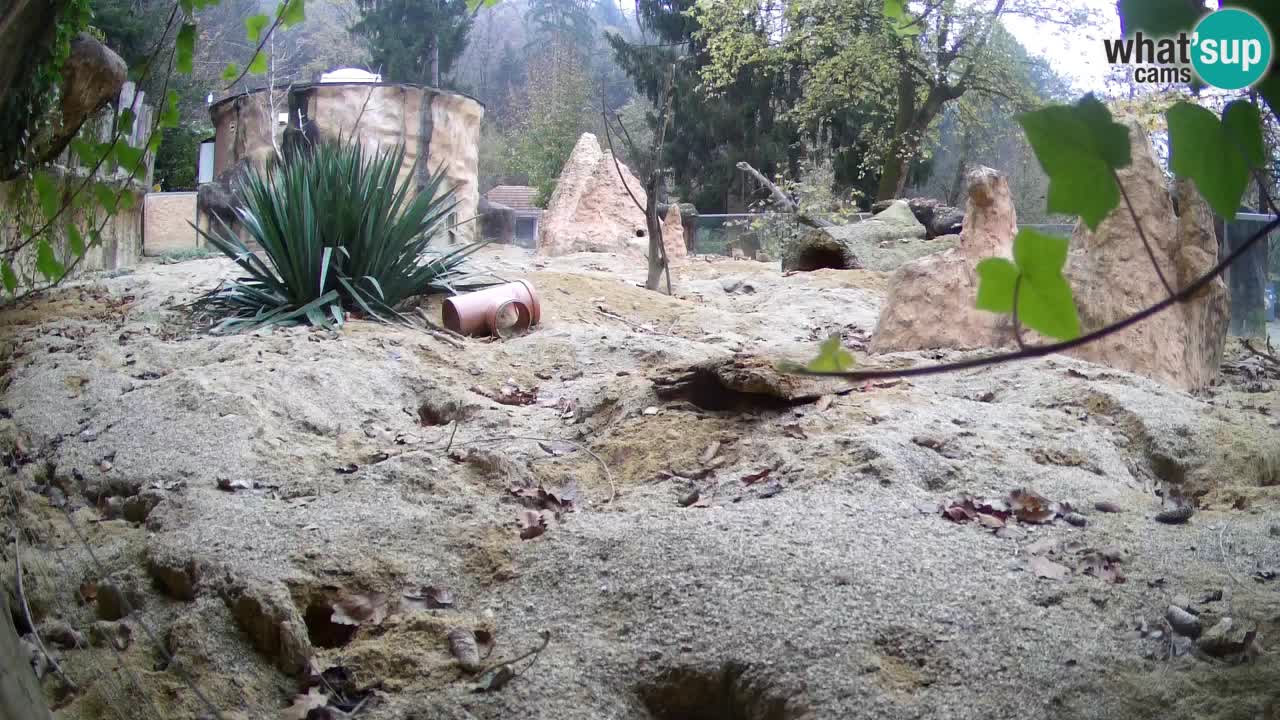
[353,0,474,85]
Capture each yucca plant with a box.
[195,139,489,332]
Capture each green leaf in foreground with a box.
[248,51,268,76]
[94,184,119,215]
[1,262,16,293]
[807,335,856,372]
[245,13,270,42]
[176,24,197,74]
[35,239,65,282]
[118,109,136,134]
[160,90,181,128]
[222,63,240,82]
[1017,94,1130,231]
[279,0,305,27]
[1117,0,1202,39]
[974,230,1081,341]
[1011,229,1080,341]
[34,172,60,221]
[67,224,85,257]
[1166,101,1260,217]
[975,257,1017,313]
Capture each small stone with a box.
[1101,546,1124,562]
[97,583,129,621]
[642,407,659,416]
[1166,605,1201,639]
[1269,523,1280,538]
[1063,512,1088,528]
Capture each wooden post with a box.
[1,591,53,720]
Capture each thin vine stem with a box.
[795,215,1280,381]
[1114,169,1175,298]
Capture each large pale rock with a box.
[537,133,686,261]
[781,200,926,272]
[661,204,688,259]
[871,197,965,239]
[869,167,1018,353]
[1062,124,1228,391]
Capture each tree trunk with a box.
[1,592,53,720]
[946,129,973,206]
[875,53,917,202]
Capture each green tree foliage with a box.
[510,40,594,205]
[608,0,806,212]
[153,126,204,190]
[353,0,474,85]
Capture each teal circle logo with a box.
[1191,8,1273,90]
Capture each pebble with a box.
[96,584,129,621]
[1166,605,1201,638]
[1063,512,1088,528]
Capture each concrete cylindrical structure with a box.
[208,83,485,243]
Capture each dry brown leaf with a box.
[699,441,721,464]
[79,580,98,603]
[1009,489,1056,524]
[975,513,1005,529]
[281,687,329,720]
[216,478,252,492]
[781,424,807,439]
[330,592,388,627]
[740,468,772,485]
[1028,556,1070,580]
[517,509,549,540]
[403,585,454,611]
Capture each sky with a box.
[1003,0,1123,94]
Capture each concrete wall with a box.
[0,173,143,281]
[209,83,484,243]
[143,192,202,255]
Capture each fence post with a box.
[1,591,54,720]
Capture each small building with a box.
[483,185,541,248]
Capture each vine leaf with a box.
[1,262,16,293]
[245,13,271,43]
[94,185,119,216]
[118,109,136,134]
[279,0,306,27]
[176,24,197,75]
[34,172,60,221]
[222,63,240,83]
[975,230,1081,341]
[248,51,268,76]
[67,224,85,257]
[807,335,856,372]
[1166,101,1260,218]
[35,240,65,282]
[1013,229,1080,341]
[161,90,181,128]
[1017,95,1131,231]
[115,145,146,175]
[465,0,502,12]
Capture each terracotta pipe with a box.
[442,281,541,337]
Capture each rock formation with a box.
[781,200,926,272]
[869,167,1019,353]
[871,196,965,239]
[661,203,688,259]
[1062,124,1228,391]
[537,133,685,261]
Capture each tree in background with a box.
[353,0,472,85]
[510,40,594,204]
[693,0,1091,202]
[608,0,805,212]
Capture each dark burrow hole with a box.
[303,601,357,648]
[676,370,799,413]
[418,397,463,426]
[638,662,805,720]
[636,229,646,237]
[791,247,849,271]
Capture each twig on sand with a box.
[1240,338,1280,369]
[448,435,616,504]
[414,307,467,348]
[474,629,551,679]
[12,526,77,691]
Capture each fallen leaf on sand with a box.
[403,585,454,611]
[281,687,329,720]
[1080,552,1125,584]
[333,463,359,475]
[517,509,551,539]
[781,424,807,439]
[216,478,252,492]
[474,664,515,692]
[975,513,1005,529]
[1094,500,1122,513]
[331,592,388,627]
[740,468,772,485]
[700,441,721,464]
[815,394,834,412]
[1028,556,1071,580]
[1009,489,1055,524]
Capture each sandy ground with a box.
[2,245,1279,720]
